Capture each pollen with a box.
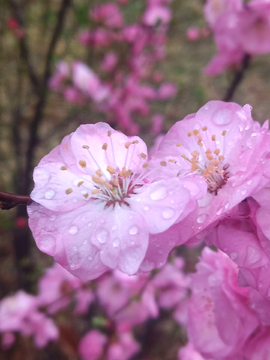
[160,161,167,166]
[77,181,84,187]
[65,188,73,195]
[169,159,176,163]
[83,193,89,198]
[125,142,131,149]
[107,166,116,175]
[140,153,147,159]
[92,189,100,194]
[214,149,220,155]
[79,160,86,168]
[60,166,67,170]
[113,179,119,186]
[105,183,113,190]
[176,143,182,147]
[212,135,216,141]
[143,163,149,168]
[82,145,89,149]
[108,131,112,137]
[188,132,193,137]
[193,129,199,135]
[132,140,139,144]
[102,143,108,150]
[222,130,227,136]
[96,169,102,177]
[202,126,207,131]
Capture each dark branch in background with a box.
[24,0,71,194]
[8,0,40,92]
[223,54,251,102]
[0,191,31,210]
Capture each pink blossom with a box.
[244,327,270,360]
[178,343,209,360]
[157,82,177,99]
[150,101,270,244]
[187,248,259,359]
[91,3,123,28]
[28,123,200,279]
[79,330,107,360]
[204,0,243,27]
[101,52,118,72]
[143,5,172,26]
[107,331,140,360]
[186,27,200,41]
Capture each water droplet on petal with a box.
[162,208,175,219]
[150,187,167,200]
[88,255,93,261]
[216,208,223,216]
[158,249,164,254]
[241,189,247,196]
[49,215,56,221]
[88,222,92,227]
[69,226,78,235]
[212,109,232,125]
[83,239,87,245]
[230,252,238,260]
[73,198,77,203]
[70,263,75,269]
[113,238,120,247]
[45,190,55,199]
[196,214,207,224]
[129,226,138,235]
[247,180,253,186]
[96,228,108,243]
[73,246,77,251]
[112,225,117,231]
[247,246,261,264]
[144,205,150,211]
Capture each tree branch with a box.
[0,191,31,210]
[223,54,251,102]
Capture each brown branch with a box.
[0,191,31,210]
[24,0,71,194]
[223,54,251,102]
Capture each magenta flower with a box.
[150,101,270,242]
[28,123,198,279]
[204,0,242,28]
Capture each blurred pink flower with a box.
[178,342,209,360]
[186,27,200,41]
[91,3,123,28]
[79,330,107,360]
[101,52,118,72]
[143,5,172,26]
[204,0,242,27]
[157,82,177,99]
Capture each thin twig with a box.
[0,191,31,210]
[223,54,251,102]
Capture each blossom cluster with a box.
[0,258,189,359]
[49,0,177,134]
[187,0,270,76]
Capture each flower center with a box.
[175,127,230,195]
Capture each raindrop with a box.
[230,252,238,260]
[158,249,164,254]
[88,222,92,227]
[150,187,167,201]
[70,263,75,269]
[83,239,87,245]
[241,189,247,196]
[129,226,138,235]
[112,225,117,231]
[212,109,232,125]
[196,214,207,224]
[88,255,93,261]
[50,215,56,221]
[216,208,223,216]
[73,246,77,252]
[69,226,78,235]
[247,246,261,264]
[113,238,120,247]
[144,205,150,211]
[96,228,108,243]
[45,190,55,199]
[162,208,175,219]
[73,198,77,203]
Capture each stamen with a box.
[61,166,67,170]
[214,149,220,155]
[82,145,89,149]
[92,189,100,194]
[140,153,147,159]
[105,183,113,190]
[193,129,199,135]
[96,169,102,177]
[160,161,167,166]
[113,179,119,186]
[77,181,84,187]
[219,155,225,161]
[83,193,89,198]
[169,159,176,163]
[143,163,149,168]
[107,166,116,175]
[102,143,108,150]
[65,188,73,195]
[188,132,193,137]
[222,130,227,136]
[125,142,131,149]
[205,149,212,154]
[176,143,182,147]
[79,160,86,168]
[212,135,216,141]
[202,126,207,131]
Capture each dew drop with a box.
[81,216,86,222]
[45,190,55,199]
[162,208,175,219]
[73,246,77,252]
[69,226,78,235]
[129,226,138,235]
[247,246,261,264]
[241,189,247,196]
[112,225,117,231]
[144,205,150,211]
[216,208,223,216]
[73,198,78,203]
[96,228,108,243]
[113,238,120,247]
[88,255,93,261]
[49,215,56,221]
[70,263,75,269]
[196,214,207,224]
[230,252,238,260]
[158,249,164,254]
[150,187,167,201]
[88,222,92,227]
[212,109,232,125]
[247,180,253,186]
[83,239,87,245]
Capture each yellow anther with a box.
[113,179,119,186]
[212,135,216,141]
[96,169,102,177]
[214,149,220,156]
[132,140,139,144]
[112,189,117,195]
[107,166,117,175]
[191,163,199,171]
[65,188,73,195]
[205,148,212,155]
[218,170,224,175]
[222,130,227,136]
[207,154,213,161]
[143,163,149,168]
[92,176,101,184]
[77,181,84,187]
[60,166,67,170]
[83,145,89,149]
[188,132,193,137]
[126,170,132,176]
[120,167,127,177]
[181,154,188,159]
[108,131,112,137]
[160,161,167,166]
[191,151,199,157]
[79,160,86,168]
[105,183,113,190]
[198,142,203,147]
[207,166,214,173]
[140,153,147,159]
[102,143,108,150]
[191,158,198,164]
[169,159,176,163]
[212,160,219,167]
[125,142,131,149]
[92,189,100,194]
[193,129,199,135]
[219,155,225,161]
[176,143,182,147]
[83,193,89,198]
[197,136,202,142]
[202,126,207,131]
[209,181,216,187]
